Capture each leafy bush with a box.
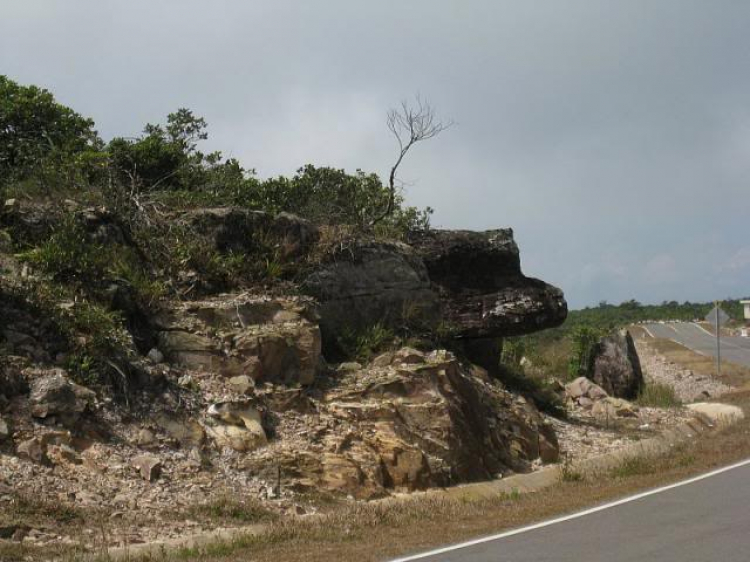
[567,326,604,380]
[19,215,110,282]
[0,75,101,185]
[257,165,432,234]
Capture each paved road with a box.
[644,322,750,368]
[392,461,750,561]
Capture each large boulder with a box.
[155,295,321,386]
[205,401,267,452]
[27,370,95,425]
[244,349,558,497]
[588,330,644,399]
[301,241,440,352]
[409,229,567,338]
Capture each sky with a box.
[1,1,749,309]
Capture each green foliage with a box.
[636,381,681,409]
[500,337,530,367]
[564,299,744,335]
[107,108,225,191]
[19,215,110,282]
[8,280,131,388]
[567,326,604,380]
[257,165,432,234]
[0,75,101,185]
[339,323,396,364]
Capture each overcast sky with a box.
[2,1,749,308]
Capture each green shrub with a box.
[338,323,397,364]
[0,75,101,185]
[567,326,604,380]
[18,215,110,282]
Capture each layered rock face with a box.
[245,348,558,497]
[409,228,567,338]
[153,295,322,386]
[303,228,567,356]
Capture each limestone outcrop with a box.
[153,295,322,386]
[244,348,558,497]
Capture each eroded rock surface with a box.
[301,240,440,350]
[589,330,644,399]
[409,228,567,338]
[245,349,558,497]
[154,295,322,386]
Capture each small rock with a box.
[392,347,425,366]
[16,437,45,464]
[47,444,81,465]
[29,370,94,424]
[371,352,395,368]
[228,375,254,395]
[0,417,9,441]
[178,374,195,388]
[132,455,162,482]
[337,362,362,372]
[147,348,164,363]
[134,428,156,447]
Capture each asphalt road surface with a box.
[644,322,750,368]
[392,461,750,562]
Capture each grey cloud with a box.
[2,0,749,307]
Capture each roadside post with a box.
[705,303,730,378]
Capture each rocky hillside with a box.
[0,197,568,517]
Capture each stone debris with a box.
[132,455,162,482]
[634,339,731,402]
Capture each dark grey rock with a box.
[409,228,568,338]
[301,240,440,352]
[588,330,644,399]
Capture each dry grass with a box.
[637,381,681,408]
[648,337,750,389]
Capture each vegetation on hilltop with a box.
[0,76,435,391]
[0,76,432,234]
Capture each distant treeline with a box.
[538,298,746,343]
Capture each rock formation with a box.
[588,330,644,399]
[0,201,569,511]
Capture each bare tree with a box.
[371,95,452,226]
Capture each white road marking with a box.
[389,458,750,562]
[692,322,715,338]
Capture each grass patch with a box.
[607,455,656,479]
[637,381,682,408]
[186,496,278,525]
